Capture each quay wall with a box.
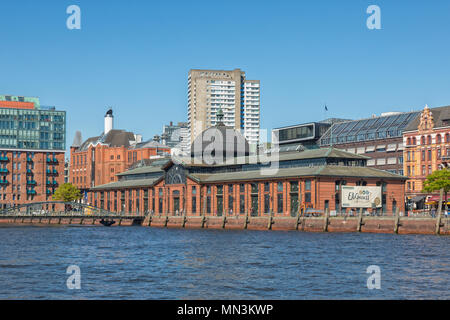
[1,215,449,235]
[143,214,450,235]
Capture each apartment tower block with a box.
[187,68,260,148]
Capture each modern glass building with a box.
[0,96,65,151]
[0,95,66,208]
[319,111,420,175]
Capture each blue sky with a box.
[1,0,450,153]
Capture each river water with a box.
[0,226,448,299]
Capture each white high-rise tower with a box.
[187,68,260,148]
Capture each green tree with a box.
[423,168,450,212]
[52,183,82,202]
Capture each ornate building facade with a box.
[403,105,450,204]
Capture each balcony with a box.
[0,168,8,174]
[46,158,58,164]
[47,180,58,187]
[47,169,58,175]
[46,189,52,195]
[0,156,9,162]
[27,190,37,195]
[26,157,33,162]
[0,179,9,184]
[26,180,37,185]
[26,169,33,175]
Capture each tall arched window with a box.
[446,133,450,143]
[436,134,442,144]
[412,137,416,145]
[427,135,432,145]
[407,138,411,146]
[421,136,425,145]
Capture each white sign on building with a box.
[341,186,382,208]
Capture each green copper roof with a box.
[90,177,162,190]
[187,165,406,183]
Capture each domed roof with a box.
[190,121,250,164]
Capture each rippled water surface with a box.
[0,226,448,299]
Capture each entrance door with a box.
[290,194,298,217]
[173,197,180,214]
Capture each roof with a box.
[129,140,169,149]
[190,122,250,159]
[78,130,136,151]
[116,165,164,176]
[90,177,162,190]
[320,111,420,146]
[404,105,450,131]
[173,147,369,168]
[188,165,407,183]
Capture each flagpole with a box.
[324,104,333,148]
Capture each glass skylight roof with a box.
[320,111,420,146]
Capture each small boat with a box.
[99,219,116,227]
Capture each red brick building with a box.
[70,110,170,197]
[0,95,66,209]
[90,148,406,216]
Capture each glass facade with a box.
[320,112,420,146]
[0,98,65,151]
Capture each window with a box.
[277,194,283,213]
[240,195,245,214]
[290,181,298,192]
[305,192,311,203]
[305,180,311,191]
[277,182,283,192]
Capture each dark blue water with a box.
[0,226,448,299]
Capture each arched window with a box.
[436,134,442,144]
[421,136,425,145]
[446,133,450,143]
[427,135,432,145]
[412,137,416,145]
[407,138,411,146]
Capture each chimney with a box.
[134,134,142,143]
[104,109,113,134]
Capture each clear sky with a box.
[1,0,450,153]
